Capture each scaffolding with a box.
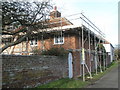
[2,12,107,81]
[80,13,105,80]
[27,12,106,81]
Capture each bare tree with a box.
[1,1,52,53]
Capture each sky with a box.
[5,0,119,46]
[51,0,119,46]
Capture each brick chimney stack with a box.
[50,6,61,20]
[54,6,57,11]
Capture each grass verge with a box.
[37,78,90,88]
[36,60,119,88]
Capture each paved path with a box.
[87,65,119,88]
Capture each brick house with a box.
[2,7,100,54]
[2,7,113,78]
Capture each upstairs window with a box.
[54,35,64,44]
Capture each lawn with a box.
[37,78,90,88]
[36,60,119,88]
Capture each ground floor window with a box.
[30,38,38,46]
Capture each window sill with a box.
[53,43,64,45]
[30,45,38,46]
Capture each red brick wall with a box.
[72,51,81,78]
[37,35,77,51]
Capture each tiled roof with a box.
[44,17,73,28]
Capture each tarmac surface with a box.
[87,64,119,88]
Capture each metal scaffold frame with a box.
[4,11,107,80]
[80,13,106,81]
[38,12,106,81]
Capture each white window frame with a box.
[30,38,38,46]
[7,26,13,30]
[54,35,64,44]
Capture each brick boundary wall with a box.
[2,55,68,88]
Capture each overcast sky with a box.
[52,0,118,46]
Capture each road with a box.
[87,64,119,88]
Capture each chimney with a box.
[54,6,57,11]
[50,6,61,19]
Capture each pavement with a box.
[87,64,119,88]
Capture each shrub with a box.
[41,47,68,56]
[31,48,41,55]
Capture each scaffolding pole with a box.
[98,40,103,73]
[103,41,106,71]
[81,25,92,81]
[81,25,85,81]
[94,35,98,75]
[79,31,82,75]
[99,52,103,73]
[96,39,103,73]
[103,52,105,71]
[88,28,92,78]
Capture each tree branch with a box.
[0,31,31,53]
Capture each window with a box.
[7,26,14,30]
[30,38,38,46]
[54,35,64,44]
